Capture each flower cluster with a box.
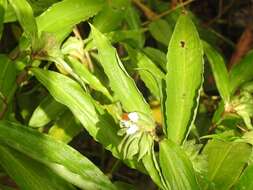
[117,112,155,160]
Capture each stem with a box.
[142,0,194,26]
[132,0,157,21]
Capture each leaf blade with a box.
[91,25,151,115]
[165,13,204,144]
[36,0,105,42]
[0,120,117,190]
[203,41,230,102]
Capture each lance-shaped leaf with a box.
[229,51,253,95]
[66,56,112,101]
[31,68,120,155]
[203,41,230,103]
[159,139,200,190]
[32,68,143,170]
[165,13,204,144]
[29,95,66,128]
[91,25,151,115]
[142,146,169,190]
[126,46,165,99]
[203,139,251,190]
[0,120,117,190]
[8,0,38,47]
[148,19,172,46]
[0,145,75,190]
[36,0,105,42]
[143,47,167,72]
[124,5,144,48]
[0,55,16,118]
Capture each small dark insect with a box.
[180,41,185,48]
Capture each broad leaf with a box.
[0,145,75,190]
[159,139,200,190]
[203,41,230,103]
[229,51,253,95]
[0,120,117,190]
[203,139,252,190]
[165,13,204,144]
[36,0,105,42]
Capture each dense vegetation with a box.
[0,0,253,189]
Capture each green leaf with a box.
[49,110,82,143]
[0,54,16,118]
[114,181,136,190]
[235,164,253,190]
[229,51,253,95]
[8,0,38,48]
[31,68,120,155]
[92,4,124,33]
[159,139,200,190]
[0,0,5,39]
[91,25,151,115]
[36,0,105,42]
[124,5,144,48]
[142,145,168,190]
[165,13,204,144]
[3,3,15,22]
[66,56,112,100]
[126,46,165,99]
[0,145,75,190]
[148,19,172,46]
[203,41,230,103]
[85,30,143,51]
[29,95,66,128]
[143,47,167,72]
[203,139,252,190]
[0,120,117,190]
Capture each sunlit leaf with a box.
[160,139,200,190]
[91,25,151,115]
[0,120,117,190]
[203,139,252,190]
[0,145,75,190]
[36,0,105,42]
[29,95,66,128]
[165,13,204,144]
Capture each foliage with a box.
[0,0,253,189]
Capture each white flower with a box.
[128,112,139,122]
[126,124,139,135]
[120,120,132,128]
